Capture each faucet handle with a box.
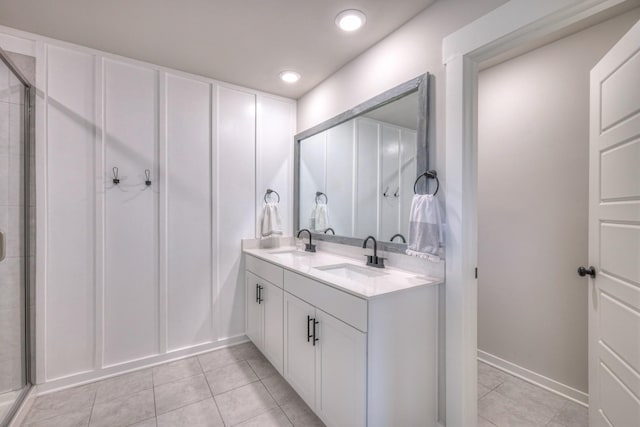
[365,255,385,268]
[305,243,317,253]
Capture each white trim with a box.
[442,0,629,425]
[0,32,36,56]
[0,24,296,104]
[36,336,248,395]
[478,350,589,407]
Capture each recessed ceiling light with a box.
[279,71,301,83]
[335,9,366,32]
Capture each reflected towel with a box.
[311,203,330,232]
[406,194,443,261]
[261,202,283,238]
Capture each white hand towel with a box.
[261,202,283,238]
[406,194,443,261]
[311,203,330,232]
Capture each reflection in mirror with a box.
[296,74,429,246]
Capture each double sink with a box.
[268,249,387,281]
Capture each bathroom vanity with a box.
[242,244,442,427]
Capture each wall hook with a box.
[112,167,120,184]
[144,169,152,186]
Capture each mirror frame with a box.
[294,73,431,253]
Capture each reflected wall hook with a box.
[144,169,152,186]
[383,186,390,197]
[112,167,120,184]
[393,187,399,198]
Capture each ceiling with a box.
[0,0,436,98]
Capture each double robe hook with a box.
[111,167,152,186]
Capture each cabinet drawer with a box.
[284,271,367,332]
[246,255,283,288]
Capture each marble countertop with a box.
[243,246,443,300]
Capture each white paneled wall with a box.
[301,117,416,240]
[164,73,213,351]
[13,26,297,387]
[103,59,160,366]
[355,119,379,238]
[326,121,354,236]
[45,45,96,379]
[217,86,256,340]
[257,96,296,236]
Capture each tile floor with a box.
[21,343,325,427]
[19,346,590,427]
[478,361,588,427]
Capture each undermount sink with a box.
[269,249,313,259]
[315,263,387,281]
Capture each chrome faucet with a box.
[362,235,385,268]
[297,229,316,253]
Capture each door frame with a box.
[441,0,634,425]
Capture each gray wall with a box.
[477,8,640,394]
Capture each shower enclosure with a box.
[0,46,33,426]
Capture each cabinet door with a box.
[283,293,316,408]
[245,272,263,350]
[315,310,367,427]
[262,281,283,374]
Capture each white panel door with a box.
[45,45,96,379]
[104,59,159,365]
[380,125,400,241]
[283,292,316,409]
[355,118,379,238]
[165,73,212,350]
[245,272,262,349]
[217,85,255,338]
[326,121,354,236]
[314,309,366,427]
[257,96,295,236]
[589,18,640,427]
[262,280,284,374]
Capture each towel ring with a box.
[264,189,280,203]
[315,192,328,204]
[413,170,439,196]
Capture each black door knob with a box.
[577,266,596,278]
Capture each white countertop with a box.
[243,246,443,300]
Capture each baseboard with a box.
[36,335,249,395]
[477,349,589,407]
[7,385,37,427]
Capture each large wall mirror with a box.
[294,73,432,251]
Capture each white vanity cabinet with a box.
[244,253,438,427]
[245,257,285,374]
[283,292,367,427]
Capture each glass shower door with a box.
[0,48,30,426]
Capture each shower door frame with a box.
[0,45,34,426]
